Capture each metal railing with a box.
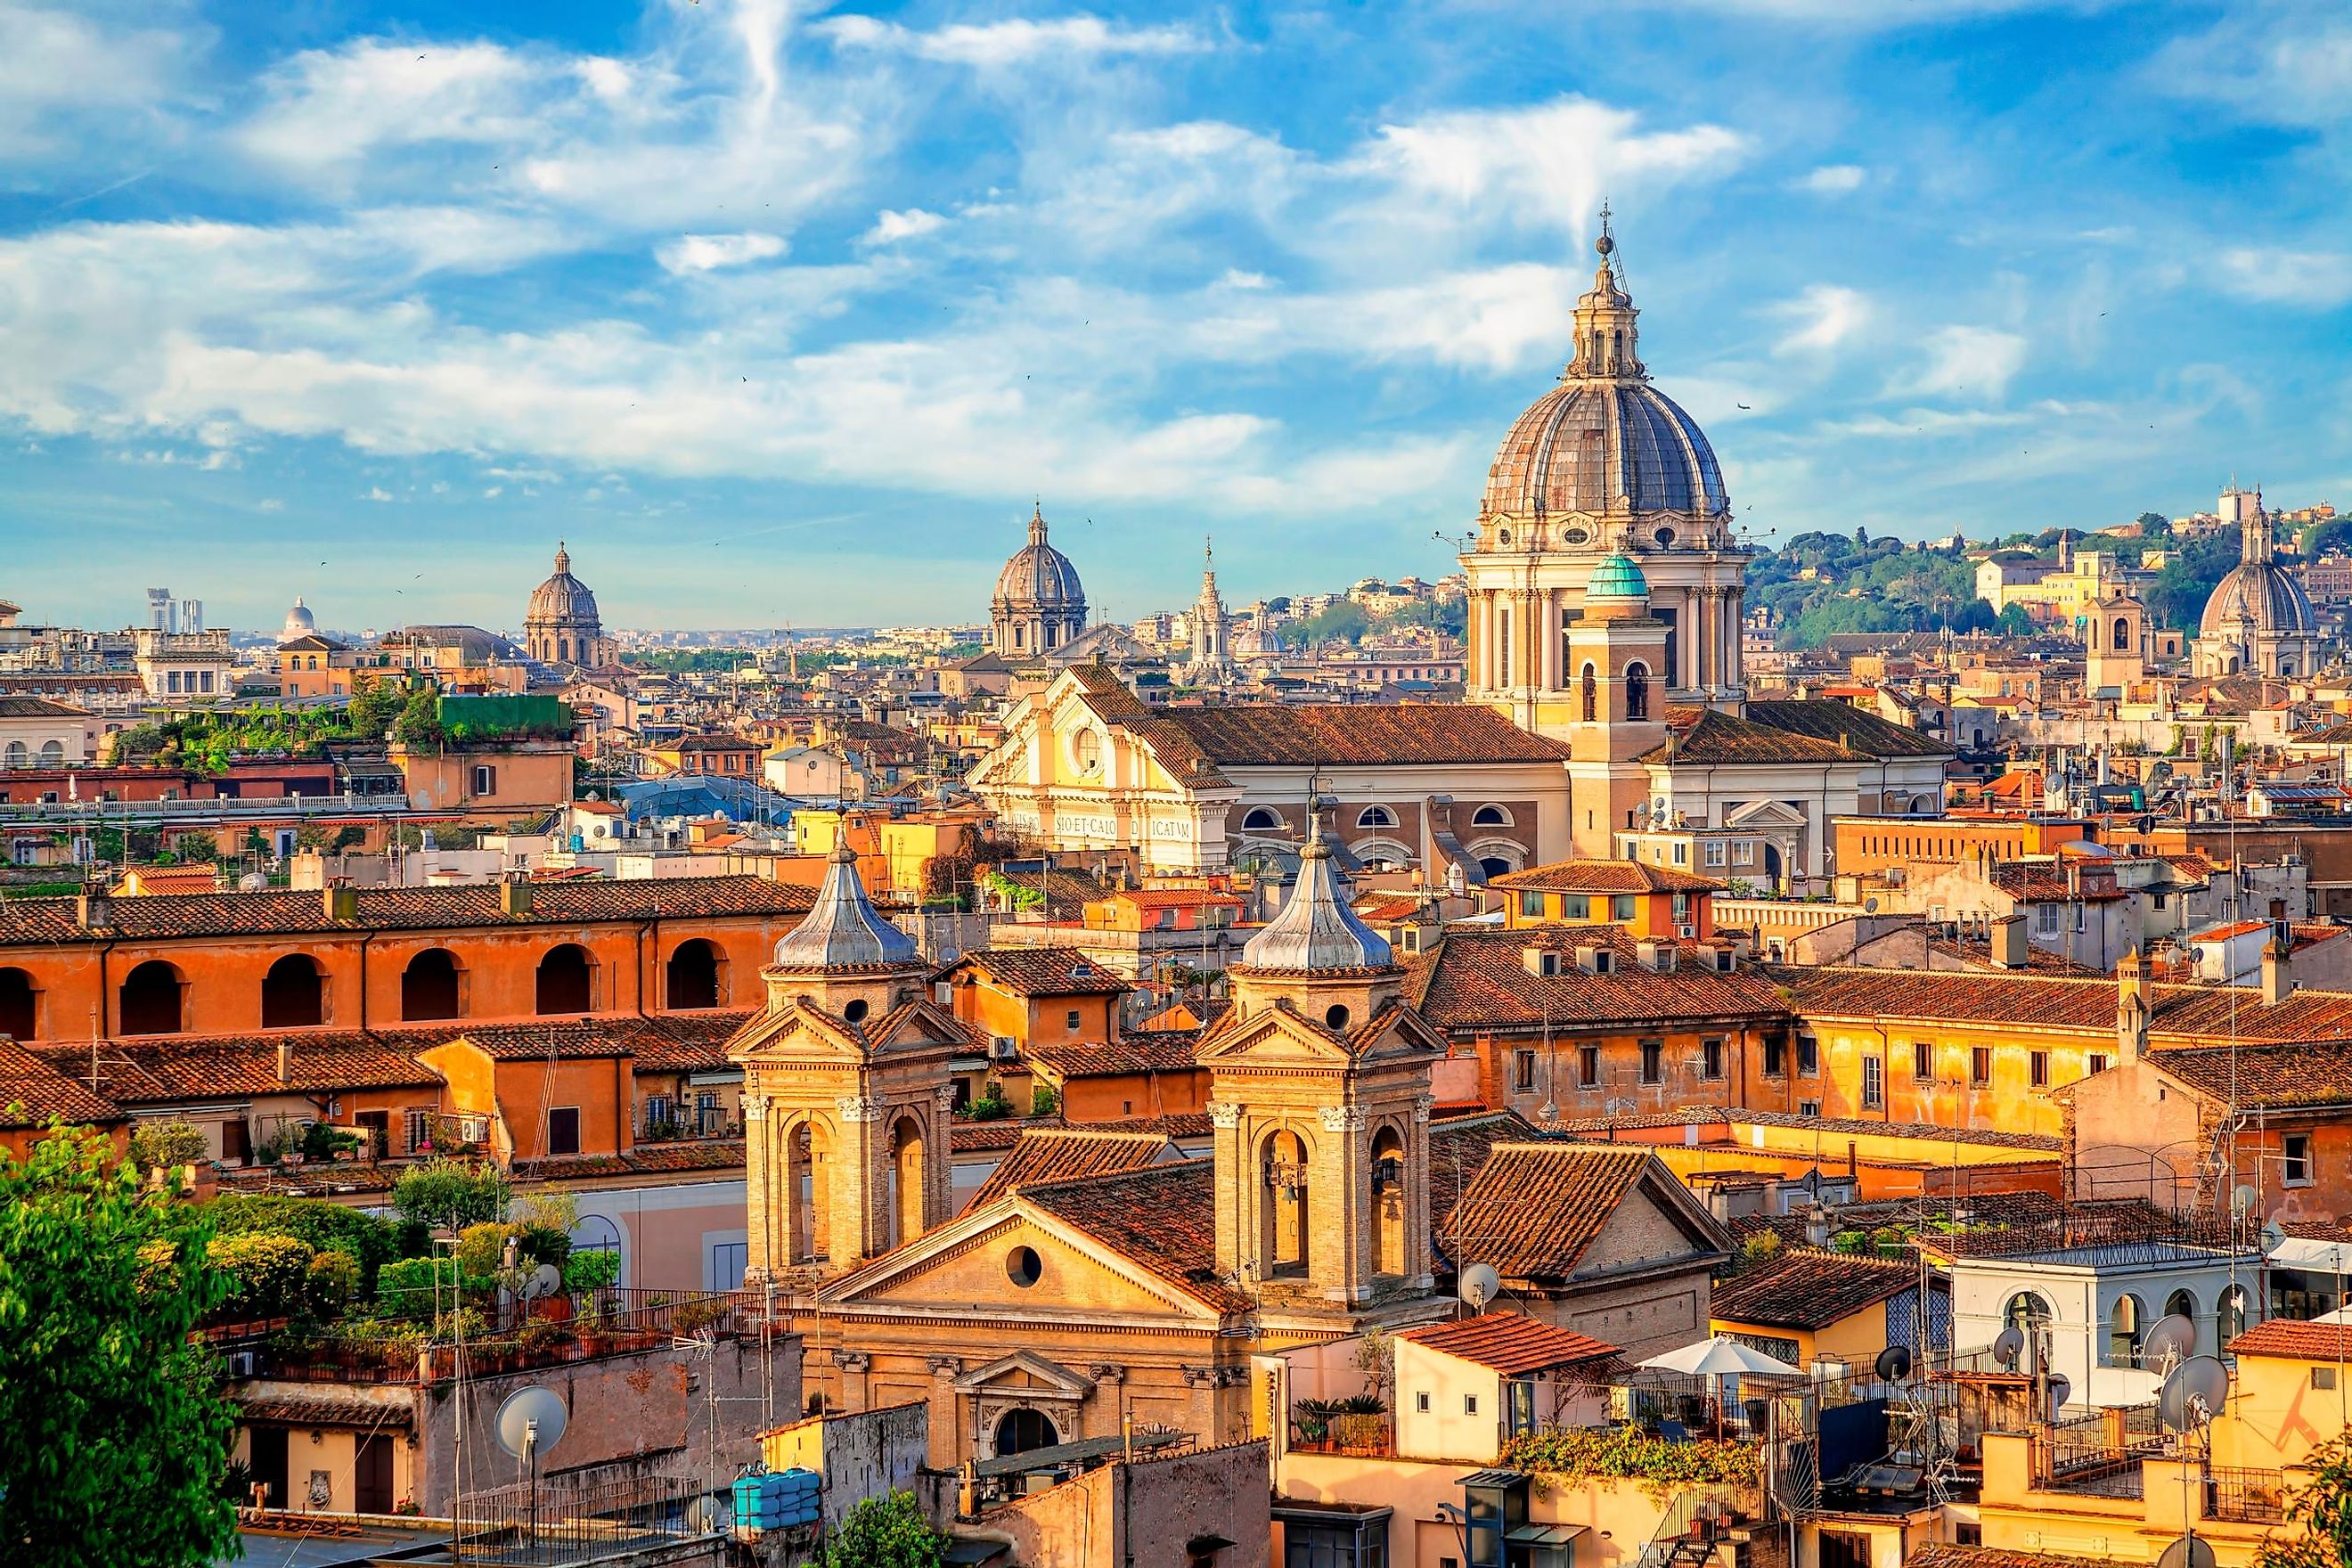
[2204,1466,2289,1523]
[0,792,419,826]
[453,1468,723,1567]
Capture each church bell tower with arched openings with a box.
[1196,817,1446,1310]
[729,843,968,1286]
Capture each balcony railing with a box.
[2204,1466,2289,1523]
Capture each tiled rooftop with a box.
[1488,860,1724,895]
[948,947,1133,997]
[1399,1312,1618,1375]
[1709,1247,1923,1331]
[968,1127,1183,1209]
[1408,927,1786,1034]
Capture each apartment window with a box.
[1464,1394,1478,1416]
[1798,1033,1819,1076]
[1912,1041,1932,1080]
[1672,843,1688,865]
[1579,1045,1600,1087]
[1612,894,1637,921]
[471,764,498,796]
[1800,1100,1822,1117]
[547,1107,582,1157]
[1514,1049,1538,1092]
[1639,1040,1663,1084]
[1066,1009,1082,1031]
[1560,895,1590,920]
[1970,1047,1992,1088]
[1705,841,1727,868]
[2030,1051,2049,1089]
[2315,1367,2338,1391]
[1733,840,1754,865]
[644,1094,675,1135]
[1763,1035,1786,1077]
[2286,1134,2313,1186]
[1702,1039,1724,1081]
[1861,1057,1885,1110]
[1417,1392,1432,1412]
[1519,892,1546,919]
[2087,1052,2111,1076]
[2035,903,2060,935]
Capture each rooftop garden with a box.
[110,683,572,770]
[1499,1425,1762,1499]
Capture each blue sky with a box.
[0,0,2347,634]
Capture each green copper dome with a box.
[1586,551,1649,601]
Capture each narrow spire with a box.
[553,539,570,574]
[1028,502,1049,545]
[769,837,918,970]
[1240,805,1393,971]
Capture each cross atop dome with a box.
[1567,202,1642,380]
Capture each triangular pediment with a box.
[1194,1005,1362,1066]
[1721,797,1810,829]
[816,1202,1223,1321]
[951,1349,1094,1399]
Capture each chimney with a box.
[276,1038,294,1085]
[2263,934,2293,1006]
[77,887,114,930]
[501,878,535,917]
[323,883,359,921]
[2116,946,2147,1062]
[1992,913,2029,968]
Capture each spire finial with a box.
[1597,199,1614,259]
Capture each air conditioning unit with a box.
[1677,923,1698,939]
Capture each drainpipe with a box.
[356,928,376,1038]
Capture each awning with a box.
[1507,1524,1588,1547]
[2272,1236,2352,1275]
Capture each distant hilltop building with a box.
[989,505,1088,659]
[2194,483,2323,679]
[524,541,614,668]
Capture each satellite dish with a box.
[2046,1372,2071,1415]
[2232,1184,2259,1218]
[1992,1326,2026,1369]
[1864,896,1880,912]
[1459,1263,1501,1312]
[2261,1220,2288,1253]
[2143,1313,2197,1368]
[524,1263,563,1301]
[1874,1344,1913,1383]
[2159,1356,2230,1433]
[682,1496,719,1534]
[2155,1537,2217,1568]
[494,1385,568,1460]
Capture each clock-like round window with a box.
[1071,729,1102,774]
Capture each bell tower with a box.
[1201,818,1441,1308]
[731,843,960,1285]
[1563,551,1670,856]
[2086,591,2145,697]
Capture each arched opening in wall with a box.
[1478,857,1515,880]
[666,939,723,1009]
[37,740,62,766]
[260,954,325,1029]
[994,1409,1058,1458]
[1262,1130,1310,1278]
[2108,1294,2144,1367]
[1240,806,1283,833]
[1580,664,1597,723]
[1624,663,1650,721]
[0,967,37,1041]
[1763,845,1784,885]
[2113,617,2131,651]
[535,943,595,1016]
[401,950,462,1021]
[1357,805,1397,829]
[1371,1125,1408,1278]
[119,960,184,1036]
[2163,1288,2199,1353]
[790,1122,830,1263]
[890,1115,927,1250]
[2005,1290,2054,1372]
[1,742,23,766]
[2216,1286,2246,1348]
[571,1213,625,1290]
[1472,804,1511,829]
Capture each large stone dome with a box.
[528,543,600,622]
[1483,382,1728,524]
[994,505,1085,608]
[2201,560,2316,640]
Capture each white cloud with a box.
[1796,164,1866,194]
[1772,284,1871,354]
[657,231,789,274]
[257,497,284,511]
[2151,10,2352,131]
[0,4,185,160]
[483,486,503,498]
[363,486,393,502]
[1899,326,2028,401]
[235,39,544,190]
[2217,247,2352,308]
[860,208,946,246]
[819,14,1206,68]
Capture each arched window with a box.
[535,943,595,1016]
[570,1213,625,1290]
[2,741,23,766]
[1479,855,1516,880]
[1240,806,1283,833]
[1580,663,1597,723]
[1357,805,1397,829]
[2108,1293,2144,1368]
[890,1116,927,1249]
[260,953,325,1029]
[2113,617,2130,651]
[1262,1130,1309,1277]
[0,967,37,1041]
[119,960,184,1036]
[2005,1291,2054,1370]
[995,1409,1058,1458]
[37,740,63,766]
[1471,804,1511,829]
[1624,663,1650,721]
[400,950,462,1022]
[790,1121,831,1262]
[2162,1288,2199,1355]
[1371,1125,1408,1278]
[665,939,723,1009]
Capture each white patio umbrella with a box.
[1637,1336,1799,1379]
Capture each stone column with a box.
[1087,1364,1126,1442]
[834,1095,886,1266]
[1539,589,1561,692]
[1409,1093,1437,1288]
[1316,1104,1368,1303]
[1208,1100,1249,1286]
[926,1357,962,1469]
[741,1092,774,1281]
[928,1085,958,1231]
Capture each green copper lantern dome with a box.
[1585,551,1650,602]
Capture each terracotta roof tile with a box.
[1490,860,1723,895]
[1744,698,1954,758]
[1638,706,1856,765]
[1440,1140,1711,1281]
[1409,928,1785,1036]
[34,1030,447,1103]
[1024,1037,1202,1080]
[1428,1111,1542,1240]
[0,1038,122,1128]
[1907,1548,2108,1568]
[949,948,1133,997]
[1021,1161,1245,1311]
[1399,1313,1618,1375]
[968,1128,1182,1209]
[1709,1248,1922,1331]
[2229,1318,2352,1360]
[1153,704,1571,766]
[1775,966,2352,1047]
[2150,1041,2352,1110]
[0,877,813,949]
[511,1139,747,1180]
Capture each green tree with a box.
[826,1490,947,1568]
[127,1120,209,1178]
[207,1231,315,1321]
[392,687,445,750]
[347,674,407,736]
[1288,600,1370,648]
[174,831,218,862]
[0,1125,240,1567]
[209,1192,400,1290]
[2258,1433,2352,1568]
[392,1158,510,1234]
